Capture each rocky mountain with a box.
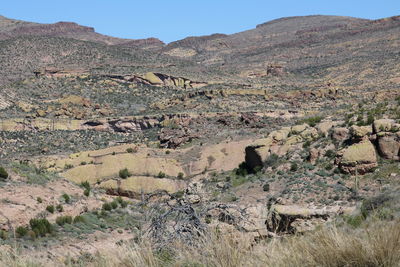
[0,14,399,266]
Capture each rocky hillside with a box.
[0,14,399,265]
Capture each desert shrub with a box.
[62,193,71,204]
[64,164,73,170]
[46,205,55,213]
[302,116,323,127]
[119,168,131,179]
[73,215,86,224]
[0,230,8,240]
[325,149,336,158]
[290,162,298,172]
[0,166,8,180]
[177,172,184,179]
[36,197,43,203]
[16,226,28,237]
[111,201,118,209]
[56,204,64,212]
[56,215,73,226]
[157,171,166,178]
[102,202,112,211]
[126,147,134,153]
[84,189,90,197]
[264,154,279,167]
[29,218,53,237]
[263,183,270,192]
[81,181,90,190]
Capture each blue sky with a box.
[1,0,399,43]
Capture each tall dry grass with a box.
[2,220,400,267]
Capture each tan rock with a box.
[373,119,395,133]
[350,125,373,139]
[339,138,377,174]
[332,127,350,142]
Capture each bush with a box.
[81,181,91,190]
[46,205,55,213]
[126,147,134,153]
[102,202,112,211]
[119,168,131,179]
[62,193,71,204]
[157,171,166,178]
[290,162,298,172]
[0,166,8,180]
[84,188,90,197]
[16,226,28,237]
[325,150,336,158]
[111,201,118,209]
[29,218,53,237]
[73,215,86,224]
[0,230,8,240]
[56,204,64,212]
[36,197,43,203]
[302,116,323,127]
[177,172,184,179]
[263,183,270,192]
[56,215,73,226]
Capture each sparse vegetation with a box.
[119,168,131,179]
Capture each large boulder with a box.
[338,138,377,174]
[350,125,372,139]
[373,119,396,133]
[332,127,350,142]
[376,132,400,160]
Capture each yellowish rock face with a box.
[100,176,185,195]
[342,139,377,164]
[144,72,163,84]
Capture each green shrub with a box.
[102,202,112,211]
[62,193,71,204]
[16,226,28,237]
[73,215,86,224]
[119,168,131,179]
[29,218,53,237]
[81,181,90,190]
[157,171,166,178]
[177,172,184,179]
[0,230,8,240]
[84,188,90,197]
[263,183,270,192]
[290,162,298,172]
[56,204,64,212]
[46,205,55,213]
[64,164,73,170]
[56,215,73,226]
[110,201,118,209]
[302,116,323,127]
[36,197,43,203]
[0,166,9,180]
[126,147,134,153]
[325,150,336,158]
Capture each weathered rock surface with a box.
[338,138,377,174]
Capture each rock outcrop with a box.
[337,138,377,174]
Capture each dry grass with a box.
[2,220,400,267]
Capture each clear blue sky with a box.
[1,0,399,43]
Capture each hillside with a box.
[0,14,399,266]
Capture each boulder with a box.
[350,125,372,139]
[373,119,395,133]
[315,121,336,137]
[270,127,291,142]
[339,138,377,174]
[291,124,308,134]
[376,132,400,160]
[332,127,350,142]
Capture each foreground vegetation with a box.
[0,218,398,267]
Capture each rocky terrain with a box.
[0,14,399,266]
